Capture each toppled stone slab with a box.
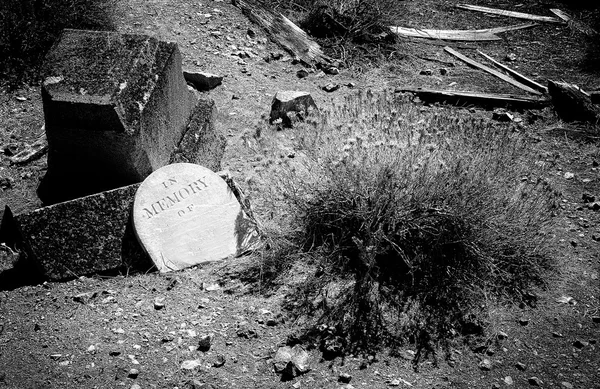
[38,29,199,204]
[270,91,317,127]
[1,184,149,281]
[133,163,260,273]
[183,70,223,91]
[169,98,226,171]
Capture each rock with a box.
[296,69,309,78]
[322,83,340,93]
[419,69,433,76]
[270,91,317,127]
[528,377,542,386]
[564,172,575,179]
[519,318,530,326]
[50,354,62,360]
[1,185,148,281]
[186,380,205,389]
[346,82,356,88]
[73,293,92,304]
[497,331,508,340]
[181,359,202,370]
[130,384,141,389]
[236,321,258,339]
[492,384,500,389]
[515,362,526,371]
[128,369,139,378]
[212,354,226,367]
[132,164,260,273]
[479,359,492,371]
[0,178,12,190]
[198,334,213,352]
[338,373,352,383]
[183,70,223,91]
[323,66,339,75]
[582,193,596,203]
[109,350,121,357]
[505,53,517,61]
[38,29,201,204]
[573,339,588,349]
[153,298,165,310]
[273,344,310,378]
[503,376,513,385]
[440,68,448,75]
[588,202,600,211]
[561,382,574,389]
[492,110,514,122]
[266,318,278,327]
[551,331,564,338]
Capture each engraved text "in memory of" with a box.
[143,177,208,219]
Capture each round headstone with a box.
[133,163,251,272]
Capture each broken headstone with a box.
[38,29,223,204]
[269,91,317,127]
[1,184,148,281]
[133,163,260,273]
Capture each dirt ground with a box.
[0,0,599,388]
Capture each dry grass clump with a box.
[0,0,116,86]
[255,91,558,359]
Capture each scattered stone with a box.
[87,345,96,354]
[38,29,202,204]
[492,384,500,389]
[505,53,517,61]
[573,339,588,349]
[269,91,317,127]
[296,69,309,78]
[346,82,356,88]
[183,70,223,91]
[131,384,141,389]
[519,318,530,326]
[154,298,165,310]
[564,172,575,179]
[322,83,340,93]
[50,354,62,360]
[266,318,278,327]
[133,164,260,273]
[440,68,448,75]
[212,354,226,368]
[181,360,202,370]
[109,350,121,357]
[73,292,92,304]
[561,382,574,389]
[497,331,508,340]
[0,178,12,190]
[528,377,542,386]
[186,380,204,389]
[551,331,564,338]
[273,344,310,378]
[582,193,596,203]
[492,110,514,122]
[323,66,340,75]
[15,96,27,101]
[479,359,492,371]
[8,133,48,165]
[556,295,576,305]
[515,362,526,371]
[338,373,352,383]
[198,334,213,352]
[128,368,139,379]
[588,202,600,211]
[419,69,433,76]
[503,376,514,385]
[236,321,258,339]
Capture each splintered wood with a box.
[476,51,548,94]
[456,4,563,24]
[389,23,537,42]
[232,0,329,65]
[395,88,550,109]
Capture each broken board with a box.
[456,4,563,24]
[389,23,536,41]
[133,163,259,273]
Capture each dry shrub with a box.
[0,0,116,86]
[257,91,558,360]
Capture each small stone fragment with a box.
[440,68,448,75]
[338,373,352,383]
[296,69,309,78]
[186,380,204,389]
[479,359,492,371]
[236,321,258,339]
[323,66,340,75]
[154,298,165,310]
[198,334,213,352]
[561,382,574,389]
[322,83,340,93]
[582,193,596,203]
[573,339,588,349]
[270,91,317,127]
[504,376,513,385]
[109,350,121,357]
[492,110,514,122]
[212,354,226,368]
[564,172,575,179]
[419,69,433,76]
[519,318,529,326]
[130,384,142,389]
[551,331,564,338]
[516,362,526,371]
[528,377,542,386]
[50,354,62,360]
[273,344,310,378]
[181,359,202,370]
[128,368,139,379]
[497,331,508,340]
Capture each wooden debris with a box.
[444,46,542,95]
[389,23,536,42]
[395,88,550,109]
[550,9,597,36]
[232,0,329,65]
[457,4,563,24]
[9,130,48,165]
[548,80,600,123]
[476,50,548,94]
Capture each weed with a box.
[254,91,558,360]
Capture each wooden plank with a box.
[457,4,563,24]
[389,23,537,41]
[395,88,551,109]
[444,46,542,95]
[476,50,548,94]
[232,0,329,65]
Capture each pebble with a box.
[516,362,526,371]
[153,298,165,310]
[131,384,142,389]
[497,331,508,340]
[419,69,433,76]
[296,69,308,78]
[503,376,513,385]
[338,372,352,383]
[528,377,542,386]
[322,83,340,93]
[561,382,573,389]
[479,359,492,371]
[198,334,213,352]
[519,318,530,326]
[212,354,226,368]
[573,339,588,349]
[128,369,139,379]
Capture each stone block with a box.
[6,184,149,281]
[270,91,317,127]
[38,29,199,204]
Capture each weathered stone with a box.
[2,184,148,281]
[169,98,226,171]
[269,91,317,127]
[38,29,199,204]
[183,70,223,91]
[132,163,260,273]
[273,345,310,378]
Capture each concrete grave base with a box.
[38,29,225,205]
